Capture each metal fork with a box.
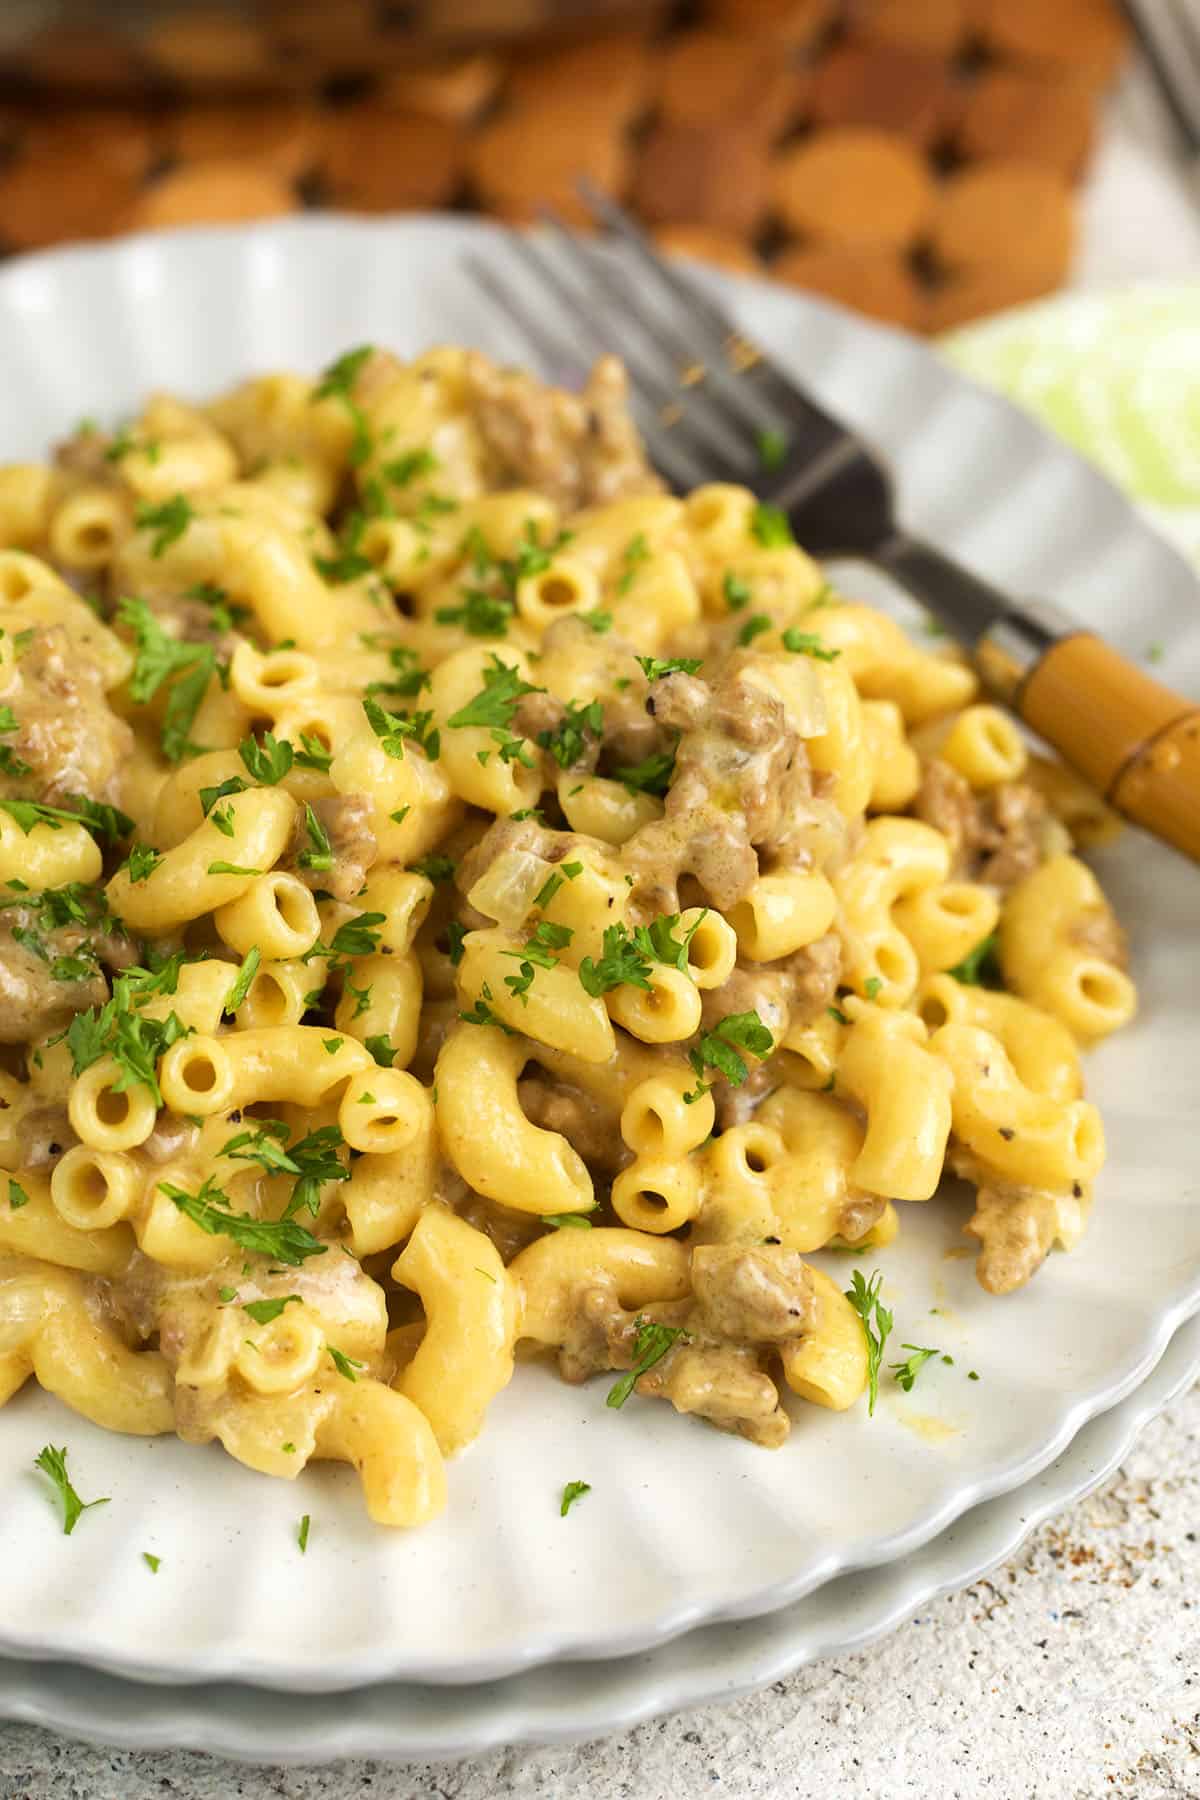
[1119,0,1200,159]
[466,191,1200,862]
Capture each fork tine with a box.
[576,181,844,447]
[577,181,763,362]
[469,242,710,492]
[568,192,784,442]
[504,229,723,489]
[538,214,759,471]
[464,252,590,386]
[1119,0,1200,151]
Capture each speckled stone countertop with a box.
[1,1379,1196,1800]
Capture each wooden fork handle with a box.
[878,535,1200,860]
[1017,633,1200,861]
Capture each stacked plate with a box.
[0,220,1196,1761]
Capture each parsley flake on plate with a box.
[890,1344,940,1393]
[844,1269,893,1417]
[34,1445,109,1536]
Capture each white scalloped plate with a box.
[2,1309,1196,1764]
[0,218,1196,1691]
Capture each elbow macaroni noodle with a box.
[0,345,1136,1526]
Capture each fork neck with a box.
[876,532,1076,701]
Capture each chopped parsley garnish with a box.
[435,587,514,637]
[737,613,772,647]
[437,521,572,636]
[684,1009,774,1103]
[125,843,161,883]
[297,1514,311,1553]
[372,645,429,700]
[210,805,235,838]
[864,977,882,1001]
[343,974,372,1018]
[582,609,612,633]
[560,1479,592,1517]
[362,694,440,762]
[781,628,839,661]
[750,502,793,548]
[283,1125,350,1218]
[502,918,573,1003]
[578,922,653,997]
[207,861,261,877]
[538,697,604,770]
[723,571,751,611]
[606,1318,690,1409]
[446,655,542,767]
[239,731,293,785]
[243,1295,301,1326]
[292,731,333,773]
[134,493,194,557]
[199,775,247,816]
[220,1119,297,1175]
[159,1177,327,1265]
[183,580,248,633]
[0,703,29,776]
[8,1178,30,1210]
[327,910,386,960]
[314,512,374,585]
[890,1344,940,1393]
[326,1344,365,1382]
[33,1445,109,1535]
[298,803,333,873]
[223,946,261,1015]
[313,344,374,466]
[323,1036,343,1054]
[365,1034,397,1067]
[0,795,133,844]
[614,745,676,797]
[639,909,706,971]
[445,921,468,967]
[117,597,217,763]
[142,1552,161,1572]
[383,446,438,486]
[828,1005,849,1026]
[459,981,514,1033]
[106,427,161,465]
[544,1212,593,1230]
[64,960,193,1105]
[844,1269,893,1417]
[616,531,650,595]
[636,655,702,682]
[408,852,456,885]
[948,931,1003,989]
[756,427,788,471]
[531,861,582,911]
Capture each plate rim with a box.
[0,215,1196,1691]
[0,1312,1196,1762]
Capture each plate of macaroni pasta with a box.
[0,218,1196,1689]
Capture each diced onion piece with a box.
[467,848,555,928]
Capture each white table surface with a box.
[4,60,1199,1800]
